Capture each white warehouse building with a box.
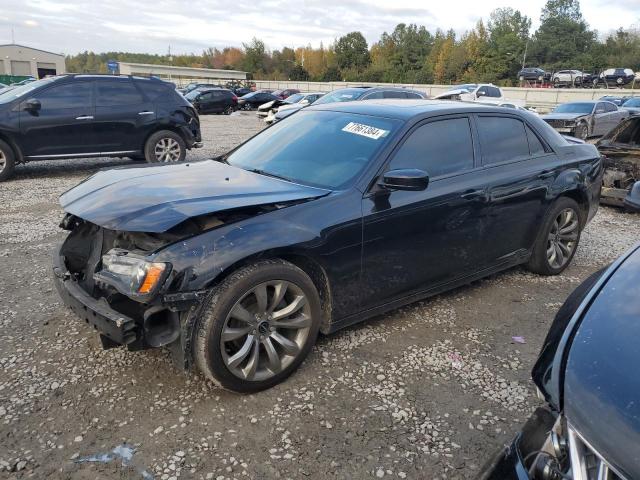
[0,44,66,78]
[118,62,247,85]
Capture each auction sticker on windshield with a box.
[342,122,389,140]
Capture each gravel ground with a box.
[2,112,640,480]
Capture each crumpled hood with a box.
[542,112,589,121]
[60,160,330,232]
[433,88,471,99]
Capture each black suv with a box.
[0,75,202,181]
[517,67,550,83]
[184,88,238,115]
[53,101,601,393]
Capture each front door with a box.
[92,78,156,153]
[360,116,492,309]
[19,80,95,158]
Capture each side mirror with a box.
[477,90,486,97]
[300,99,309,105]
[24,98,41,112]
[379,169,429,191]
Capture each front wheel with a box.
[194,259,322,393]
[0,139,16,182]
[144,130,186,163]
[526,197,582,275]
[574,122,589,140]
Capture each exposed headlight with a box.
[94,248,168,297]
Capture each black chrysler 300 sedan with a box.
[53,100,603,392]
[480,243,640,480]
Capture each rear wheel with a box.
[526,197,582,275]
[194,259,322,393]
[144,130,186,163]
[224,106,234,115]
[0,139,16,182]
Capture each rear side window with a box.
[526,126,547,156]
[405,92,423,99]
[389,117,474,178]
[383,91,407,99]
[136,80,174,101]
[96,79,144,107]
[477,116,530,165]
[35,81,92,109]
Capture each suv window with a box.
[96,79,144,107]
[34,81,92,109]
[477,86,489,96]
[477,116,530,164]
[383,91,407,99]
[487,87,501,98]
[389,117,474,178]
[135,80,174,101]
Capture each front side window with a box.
[226,111,401,189]
[477,116,530,165]
[96,79,144,107]
[34,81,92,109]
[604,102,617,112]
[389,117,474,178]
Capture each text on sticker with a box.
[342,122,389,140]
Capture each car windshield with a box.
[553,103,594,114]
[184,90,203,100]
[285,93,304,103]
[226,110,401,189]
[0,76,60,104]
[623,98,640,107]
[313,89,367,105]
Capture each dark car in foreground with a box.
[273,86,425,122]
[596,115,640,212]
[184,88,237,115]
[542,101,628,140]
[0,74,202,181]
[481,243,640,480]
[53,101,602,393]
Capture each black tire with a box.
[194,259,322,393]
[0,139,16,182]
[144,130,186,163]
[574,122,589,140]
[526,197,583,276]
[224,106,234,115]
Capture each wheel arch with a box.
[0,131,24,164]
[201,250,334,334]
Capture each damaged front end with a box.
[597,116,640,212]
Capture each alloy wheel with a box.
[154,138,181,162]
[220,281,312,382]
[0,150,5,173]
[547,208,579,269]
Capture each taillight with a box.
[232,95,238,102]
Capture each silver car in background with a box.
[541,101,629,140]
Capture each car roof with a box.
[307,99,522,120]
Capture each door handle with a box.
[138,111,155,116]
[538,170,555,179]
[461,189,486,201]
[75,115,94,120]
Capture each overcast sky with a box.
[1,0,638,56]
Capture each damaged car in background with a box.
[542,101,628,140]
[256,92,324,123]
[480,243,640,480]
[53,101,601,393]
[596,115,640,212]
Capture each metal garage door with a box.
[11,60,31,76]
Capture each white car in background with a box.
[552,70,586,85]
[260,92,325,123]
[434,83,525,107]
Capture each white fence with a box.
[253,80,640,111]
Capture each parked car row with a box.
[518,66,639,87]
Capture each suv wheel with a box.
[224,106,234,115]
[526,197,582,275]
[194,259,322,393]
[0,139,16,182]
[145,130,186,163]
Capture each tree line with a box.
[66,0,640,86]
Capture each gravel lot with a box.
[2,112,640,480]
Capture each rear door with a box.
[19,79,95,157]
[360,115,493,307]
[92,77,156,153]
[593,102,610,136]
[474,114,556,262]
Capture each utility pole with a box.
[521,38,529,70]
[11,28,15,44]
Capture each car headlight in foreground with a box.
[94,248,168,297]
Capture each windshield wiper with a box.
[246,168,292,182]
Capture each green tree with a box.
[486,8,532,82]
[334,32,370,71]
[289,63,309,80]
[243,37,268,74]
